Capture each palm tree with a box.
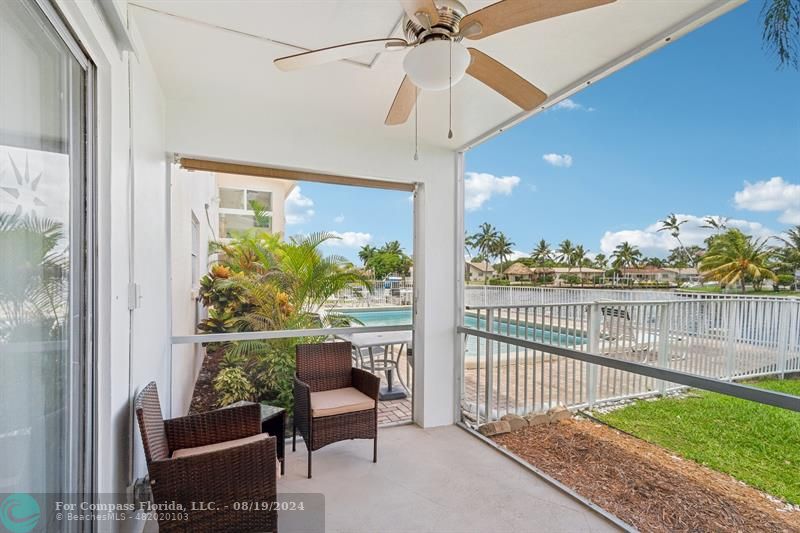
[761,0,800,69]
[701,216,728,233]
[464,231,475,259]
[531,239,552,265]
[358,244,377,266]
[492,234,515,272]
[773,225,800,274]
[0,213,67,335]
[279,232,370,315]
[556,239,575,265]
[658,213,696,267]
[593,253,609,270]
[611,241,642,269]
[471,221,498,258]
[570,245,588,285]
[699,229,776,292]
[380,240,403,255]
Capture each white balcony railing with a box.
[460,298,800,424]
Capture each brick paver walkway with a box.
[378,398,412,425]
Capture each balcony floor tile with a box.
[279,424,620,532]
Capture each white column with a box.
[413,152,460,427]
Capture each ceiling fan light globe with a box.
[403,40,470,91]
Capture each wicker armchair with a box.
[293,342,380,478]
[134,382,277,532]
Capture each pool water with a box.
[343,308,586,357]
[346,309,413,327]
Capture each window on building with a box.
[218,187,272,238]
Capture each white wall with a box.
[170,167,217,415]
[127,23,170,487]
[167,99,459,427]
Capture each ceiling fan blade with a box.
[460,0,616,40]
[385,76,418,126]
[274,38,408,71]
[399,0,439,28]
[466,48,547,111]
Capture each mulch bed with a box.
[493,418,800,532]
[188,345,224,414]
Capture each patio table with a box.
[336,330,412,401]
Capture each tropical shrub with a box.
[213,366,256,406]
[198,229,368,413]
[776,274,795,291]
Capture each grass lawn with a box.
[594,378,800,504]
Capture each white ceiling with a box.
[129,0,743,151]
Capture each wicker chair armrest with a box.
[165,402,262,451]
[148,436,277,524]
[352,367,380,401]
[293,375,311,434]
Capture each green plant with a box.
[761,0,800,69]
[776,273,795,290]
[699,229,776,292]
[249,199,272,229]
[213,366,257,406]
[197,229,369,413]
[0,212,66,336]
[196,307,239,334]
[611,241,643,269]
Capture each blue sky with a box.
[287,0,799,264]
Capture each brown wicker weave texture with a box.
[294,342,380,478]
[135,381,277,532]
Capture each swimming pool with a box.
[342,308,586,356]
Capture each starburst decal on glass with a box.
[1,153,46,217]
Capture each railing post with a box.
[777,300,792,379]
[725,300,738,381]
[485,308,494,421]
[657,302,670,396]
[586,302,600,407]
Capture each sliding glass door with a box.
[0,0,92,509]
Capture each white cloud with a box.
[286,186,315,224]
[507,250,528,261]
[333,214,345,223]
[323,231,372,248]
[542,153,573,168]
[464,172,520,211]
[733,177,800,224]
[599,214,774,256]
[553,98,594,112]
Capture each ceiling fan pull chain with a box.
[414,86,419,161]
[448,37,453,140]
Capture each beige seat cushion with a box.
[171,433,267,459]
[171,433,281,479]
[310,387,375,418]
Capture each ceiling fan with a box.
[274,0,615,129]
